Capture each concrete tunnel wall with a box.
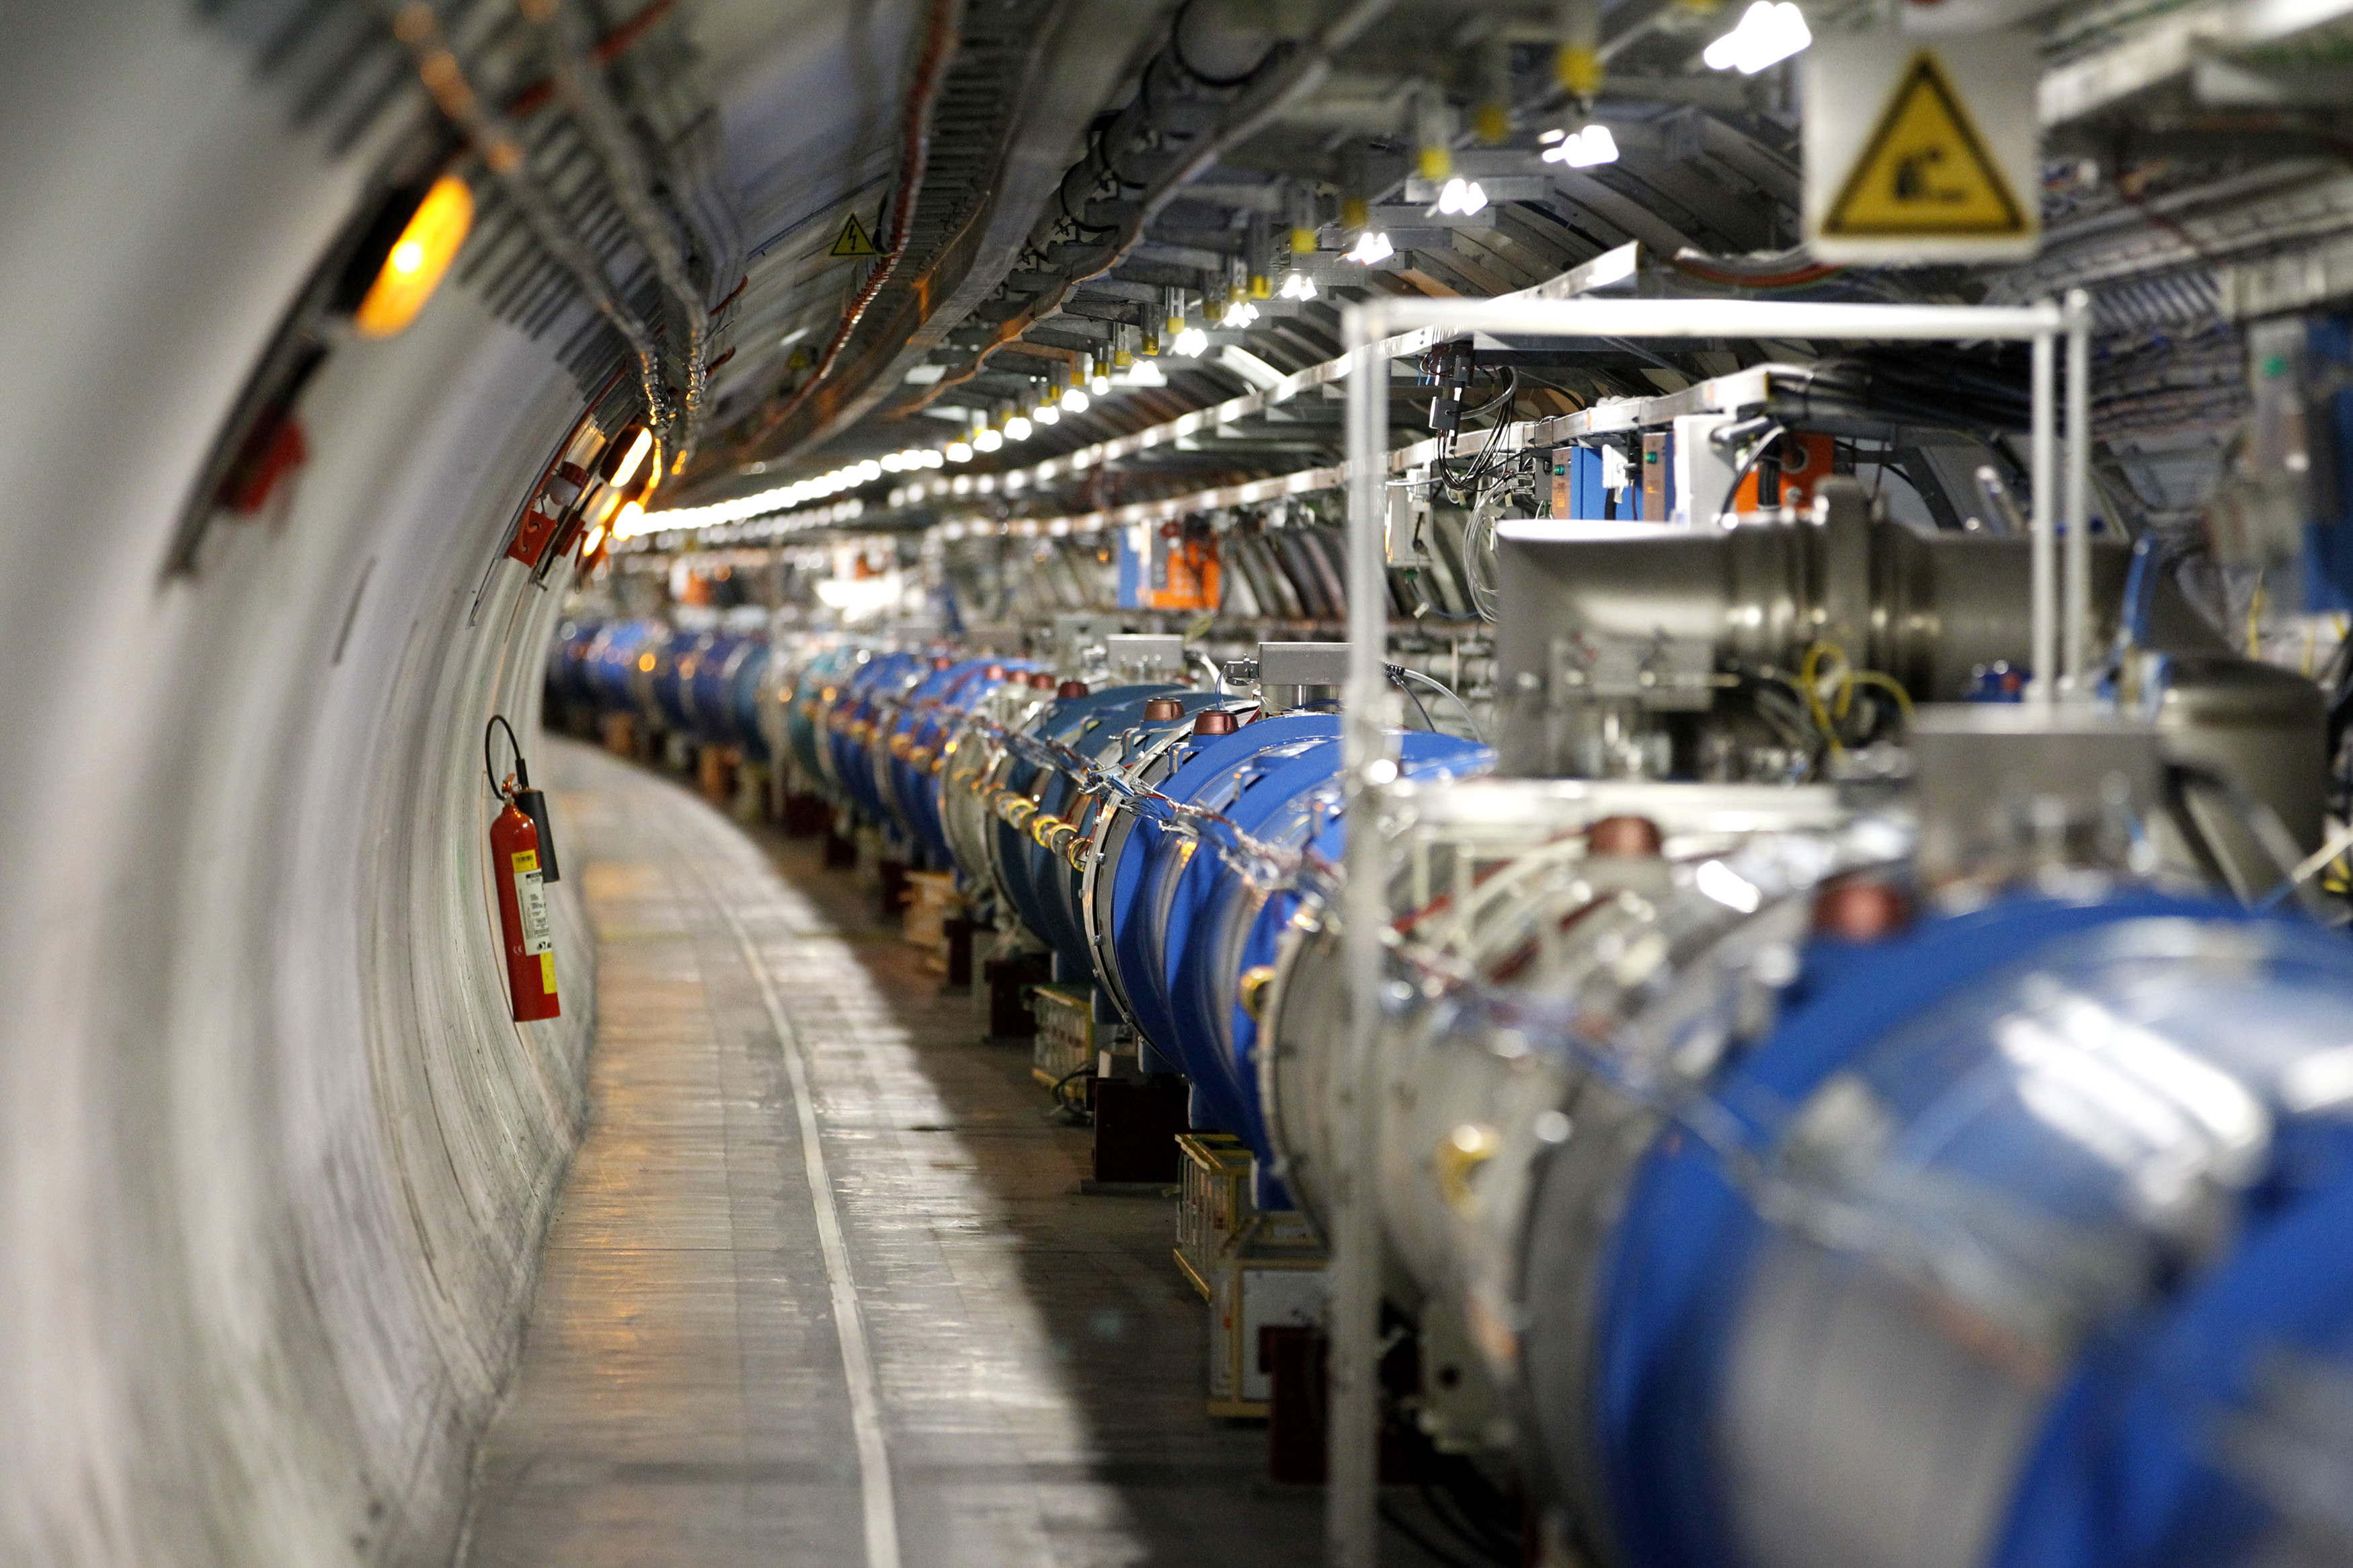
[0,9,604,1564]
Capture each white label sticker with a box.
[515,870,553,956]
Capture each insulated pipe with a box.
[534,0,715,460]
[387,2,674,440]
[1251,777,2353,1568]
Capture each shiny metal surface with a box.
[462,741,1346,1568]
[1712,915,2353,1568]
[1489,490,2158,779]
[1261,778,1872,1526]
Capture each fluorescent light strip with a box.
[896,244,1638,508]
[638,245,1640,539]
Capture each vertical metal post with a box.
[1332,302,1394,1568]
[2030,321,2057,707]
[2062,289,2092,696]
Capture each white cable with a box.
[2266,819,2353,910]
[1394,666,1484,744]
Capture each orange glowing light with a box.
[606,427,653,489]
[354,175,474,339]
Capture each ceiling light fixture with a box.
[1062,387,1090,412]
[352,174,475,339]
[974,429,1004,453]
[1172,325,1210,357]
[1435,177,1488,216]
[947,441,974,462]
[1004,415,1033,442]
[1343,230,1394,265]
[1542,124,1620,169]
[1704,1,1811,74]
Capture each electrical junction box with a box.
[1384,481,1419,565]
[1554,445,1638,520]
[1257,641,1352,686]
[1674,414,1738,526]
[1105,633,1187,682]
[2212,314,2353,610]
[1258,641,1351,712]
[1640,430,1673,521]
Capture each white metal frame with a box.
[1328,290,2092,1567]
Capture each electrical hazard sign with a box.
[829,211,883,258]
[1804,32,2040,263]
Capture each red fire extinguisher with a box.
[487,716,560,1022]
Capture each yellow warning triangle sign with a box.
[1823,52,2026,238]
[830,212,883,258]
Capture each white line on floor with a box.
[692,852,903,1568]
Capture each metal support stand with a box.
[1334,320,1396,1568]
[2032,325,2058,704]
[2063,289,2093,696]
[1334,292,2077,1567]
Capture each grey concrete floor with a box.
[456,742,1467,1568]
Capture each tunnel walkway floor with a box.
[454,739,1341,1568]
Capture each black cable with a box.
[1433,366,1516,494]
[1423,1450,1523,1557]
[485,713,527,798]
[1388,665,1438,731]
[1712,423,1787,526]
[1458,370,1521,496]
[1417,1478,1517,1565]
[1378,1501,1491,1568]
[1044,1063,1095,1120]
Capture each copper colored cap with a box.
[1813,877,1911,942]
[1193,710,1238,737]
[1144,697,1185,721]
[1057,679,1088,699]
[1027,671,1056,690]
[1588,815,1663,857]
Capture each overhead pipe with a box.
[385,1,673,442]
[525,0,716,466]
[896,0,1401,415]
